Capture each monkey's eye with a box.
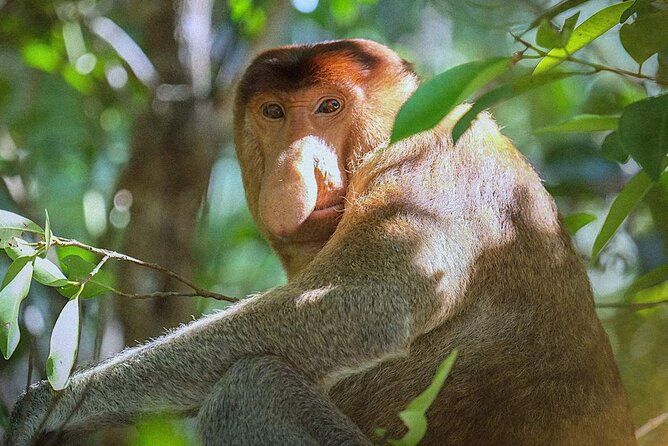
[262,103,285,119]
[317,98,341,114]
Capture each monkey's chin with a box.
[280,203,344,244]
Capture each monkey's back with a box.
[330,118,636,445]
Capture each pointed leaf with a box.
[33,258,69,287]
[563,212,596,235]
[46,295,80,390]
[43,210,52,254]
[619,0,651,23]
[620,9,668,65]
[0,257,33,359]
[391,58,510,143]
[536,114,619,133]
[389,410,427,446]
[533,2,633,74]
[0,210,43,246]
[601,131,629,164]
[625,264,668,297]
[592,171,656,261]
[388,350,457,446]
[536,20,562,49]
[525,0,589,32]
[405,349,457,412]
[618,94,668,180]
[560,12,581,44]
[5,237,69,287]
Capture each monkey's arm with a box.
[7,206,454,445]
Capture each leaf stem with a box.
[52,237,238,303]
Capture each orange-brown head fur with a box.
[234,39,418,276]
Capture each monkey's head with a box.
[234,39,418,275]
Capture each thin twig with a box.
[52,237,237,303]
[511,32,668,85]
[111,289,224,300]
[596,298,668,311]
[82,255,109,286]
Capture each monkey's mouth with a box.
[288,201,345,244]
[312,202,345,216]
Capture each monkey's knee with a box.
[197,355,318,446]
[197,355,370,446]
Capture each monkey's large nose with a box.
[259,136,344,239]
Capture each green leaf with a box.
[388,350,458,446]
[536,20,563,49]
[533,2,633,74]
[626,280,668,306]
[563,212,596,235]
[537,12,581,50]
[132,415,191,446]
[618,94,668,180]
[561,12,580,43]
[56,245,98,264]
[601,131,629,163]
[46,295,80,390]
[625,264,668,297]
[0,210,43,247]
[452,71,585,143]
[592,171,657,261]
[0,257,33,359]
[620,10,668,65]
[33,259,69,287]
[390,58,511,143]
[4,237,67,287]
[390,411,427,446]
[620,0,653,23]
[20,41,61,73]
[57,255,113,299]
[4,237,37,259]
[525,0,589,32]
[536,114,619,133]
[43,210,52,254]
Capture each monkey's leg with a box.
[197,355,371,446]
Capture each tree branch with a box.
[52,237,238,303]
[511,32,668,85]
[595,298,668,311]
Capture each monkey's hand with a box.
[4,380,55,446]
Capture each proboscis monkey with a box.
[5,39,636,446]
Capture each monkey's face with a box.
[249,85,358,243]
[234,40,419,272]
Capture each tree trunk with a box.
[113,0,218,344]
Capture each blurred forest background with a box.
[0,0,666,444]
